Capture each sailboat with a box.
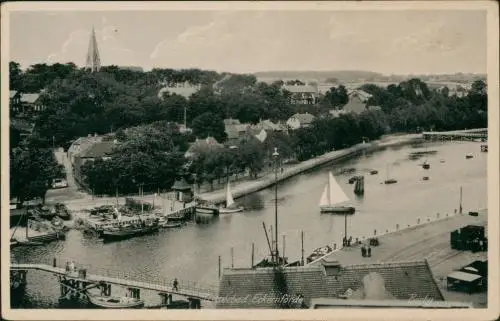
[319,172,355,214]
[384,164,398,184]
[219,181,244,214]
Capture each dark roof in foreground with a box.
[217,259,444,309]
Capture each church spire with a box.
[85,25,101,72]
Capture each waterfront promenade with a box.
[309,209,488,307]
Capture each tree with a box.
[10,147,64,203]
[322,85,348,108]
[191,112,227,142]
[9,61,23,91]
[238,137,265,179]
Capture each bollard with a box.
[53,258,57,267]
[374,229,377,236]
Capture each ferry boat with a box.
[319,172,355,214]
[87,294,144,309]
[219,182,244,214]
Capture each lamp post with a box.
[272,147,280,265]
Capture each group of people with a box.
[361,244,372,257]
[342,236,353,247]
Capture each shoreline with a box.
[198,134,423,204]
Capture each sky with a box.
[8,9,487,75]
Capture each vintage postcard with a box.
[1,1,499,320]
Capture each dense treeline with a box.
[9,61,487,199]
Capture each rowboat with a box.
[87,294,144,309]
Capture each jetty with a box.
[10,260,218,308]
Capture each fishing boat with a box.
[87,294,144,309]
[384,164,398,185]
[158,216,182,228]
[219,182,244,214]
[319,172,355,214]
[101,220,159,241]
[354,176,365,196]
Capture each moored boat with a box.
[219,182,244,214]
[466,154,474,159]
[101,221,159,241]
[195,201,219,223]
[384,164,398,185]
[422,160,430,169]
[319,172,355,214]
[87,294,144,309]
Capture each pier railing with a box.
[10,257,219,300]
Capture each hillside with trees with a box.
[9,62,488,200]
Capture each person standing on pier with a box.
[367,246,372,257]
[361,245,366,257]
[173,278,179,291]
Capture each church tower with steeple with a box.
[85,26,101,72]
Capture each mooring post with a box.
[53,257,57,267]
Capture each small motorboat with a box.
[422,176,429,181]
[466,154,474,159]
[87,294,145,309]
[422,161,430,169]
[384,179,398,185]
[369,170,378,175]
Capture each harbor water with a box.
[11,140,487,308]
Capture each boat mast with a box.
[262,222,274,262]
[344,214,347,242]
[459,186,463,214]
[301,230,304,266]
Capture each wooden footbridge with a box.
[11,260,219,308]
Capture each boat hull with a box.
[101,226,159,241]
[88,295,144,309]
[195,205,219,223]
[219,206,244,214]
[320,206,355,214]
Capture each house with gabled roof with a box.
[286,112,316,130]
[216,259,444,309]
[282,84,319,104]
[158,81,201,100]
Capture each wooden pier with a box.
[10,261,218,307]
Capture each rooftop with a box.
[217,259,444,309]
[289,113,316,125]
[79,140,116,159]
[20,93,40,104]
[282,85,318,93]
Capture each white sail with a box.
[226,182,235,207]
[319,185,329,206]
[327,172,350,205]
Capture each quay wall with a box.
[199,134,423,204]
